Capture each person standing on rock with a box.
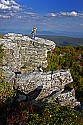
[31,27,37,39]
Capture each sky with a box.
[0,0,83,37]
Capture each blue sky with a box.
[0,0,83,37]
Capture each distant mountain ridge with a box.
[37,35,83,46]
[37,30,83,38]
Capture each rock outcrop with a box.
[16,69,73,99]
[14,69,80,107]
[1,33,55,72]
[0,33,80,107]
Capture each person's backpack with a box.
[31,30,34,34]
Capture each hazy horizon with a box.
[0,28,83,38]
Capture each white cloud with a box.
[69,11,78,16]
[11,5,20,10]
[1,0,19,6]
[1,0,11,5]
[0,3,11,9]
[60,11,78,16]
[47,13,57,17]
[0,0,20,10]
[0,14,10,18]
[80,23,83,26]
[0,0,38,21]
[0,0,21,19]
[46,11,79,17]
[24,12,36,16]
